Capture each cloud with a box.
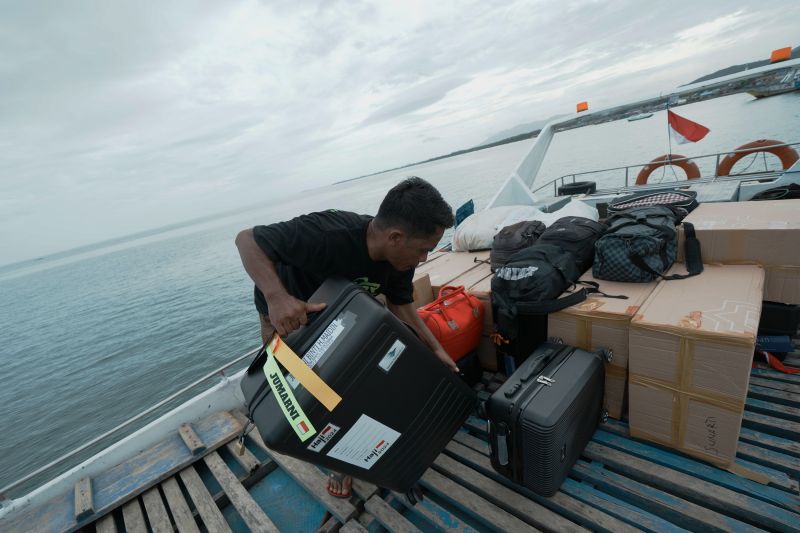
[1,0,799,264]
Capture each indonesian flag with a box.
[668,110,710,144]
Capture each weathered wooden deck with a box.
[62,365,798,533]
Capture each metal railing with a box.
[532,141,800,198]
[0,347,259,499]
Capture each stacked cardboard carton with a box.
[678,199,800,304]
[548,272,657,419]
[628,263,764,466]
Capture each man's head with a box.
[372,177,454,271]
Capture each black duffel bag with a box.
[536,216,607,273]
[490,220,546,272]
[593,205,702,282]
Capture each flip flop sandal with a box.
[327,472,352,499]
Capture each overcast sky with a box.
[2,0,798,264]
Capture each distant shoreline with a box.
[335,67,795,185]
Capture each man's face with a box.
[385,226,445,271]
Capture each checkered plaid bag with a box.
[607,190,698,220]
[593,206,702,282]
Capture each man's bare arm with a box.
[235,229,325,335]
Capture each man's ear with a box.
[387,228,405,245]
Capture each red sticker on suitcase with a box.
[307,423,341,452]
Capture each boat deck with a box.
[65,365,800,533]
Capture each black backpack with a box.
[536,216,607,274]
[593,206,702,282]
[490,220,546,272]
[491,244,624,340]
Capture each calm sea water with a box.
[1,92,799,492]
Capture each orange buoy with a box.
[770,47,792,63]
[636,154,701,185]
[716,139,799,176]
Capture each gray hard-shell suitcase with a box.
[240,278,476,492]
[487,342,609,496]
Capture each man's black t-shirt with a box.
[252,210,414,315]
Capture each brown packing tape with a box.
[576,318,591,350]
[630,320,756,347]
[627,375,744,414]
[676,337,693,448]
[726,463,771,485]
[604,363,627,378]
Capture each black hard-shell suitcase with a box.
[487,342,609,496]
[241,278,476,492]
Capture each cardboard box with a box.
[678,199,800,304]
[412,274,434,309]
[548,272,658,419]
[415,251,490,294]
[628,263,764,466]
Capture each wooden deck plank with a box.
[444,440,637,533]
[452,430,491,456]
[318,513,342,533]
[249,430,358,524]
[420,468,540,532]
[121,499,147,533]
[602,419,799,493]
[203,452,278,532]
[572,461,759,533]
[74,476,94,521]
[95,513,117,533]
[463,416,488,437]
[746,397,800,423]
[364,495,422,533]
[178,423,206,455]
[391,491,480,533]
[751,368,800,386]
[225,441,260,474]
[86,410,241,517]
[341,519,369,533]
[560,478,690,533]
[743,411,800,440]
[583,441,800,532]
[141,486,172,533]
[178,466,232,533]
[162,477,201,533]
[592,429,800,511]
[739,427,800,459]
[433,452,588,532]
[736,441,800,478]
[748,384,800,408]
[352,478,379,502]
[750,376,800,396]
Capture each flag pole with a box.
[666,96,673,161]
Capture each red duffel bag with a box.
[417,285,484,362]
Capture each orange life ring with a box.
[717,139,799,176]
[636,154,701,185]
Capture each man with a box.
[235,176,457,499]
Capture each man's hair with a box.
[375,177,454,237]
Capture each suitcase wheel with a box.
[601,409,609,424]
[547,336,563,344]
[405,484,424,505]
